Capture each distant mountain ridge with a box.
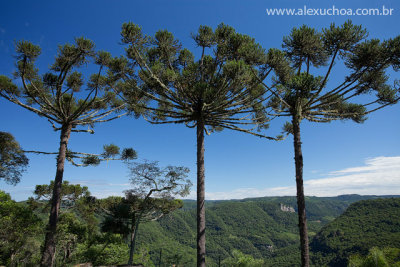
[133,194,399,265]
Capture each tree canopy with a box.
[0,131,29,185]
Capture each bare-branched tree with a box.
[101,161,191,265]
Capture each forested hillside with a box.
[310,198,400,267]
[132,195,399,266]
[1,191,399,266]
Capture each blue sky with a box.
[1,0,399,201]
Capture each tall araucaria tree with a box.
[106,23,282,266]
[0,38,139,266]
[260,21,400,267]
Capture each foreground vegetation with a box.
[1,188,399,266]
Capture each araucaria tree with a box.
[107,23,281,266]
[101,161,191,265]
[263,21,400,267]
[0,38,135,266]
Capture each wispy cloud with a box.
[305,156,400,196]
[186,156,400,200]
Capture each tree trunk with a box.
[292,115,310,267]
[158,248,162,267]
[196,119,206,267]
[95,238,111,262]
[40,124,72,267]
[128,216,139,265]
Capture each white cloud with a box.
[305,156,400,196]
[185,156,400,200]
[91,190,124,199]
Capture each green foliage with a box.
[121,147,138,161]
[67,145,137,167]
[1,185,397,267]
[75,195,99,246]
[133,195,370,266]
[82,154,101,166]
[1,36,139,265]
[76,242,130,265]
[0,191,43,266]
[110,22,277,137]
[54,212,88,265]
[34,180,90,205]
[270,20,399,125]
[102,143,120,158]
[348,247,400,267]
[311,198,400,266]
[222,249,264,267]
[283,25,328,68]
[99,162,191,264]
[0,131,29,185]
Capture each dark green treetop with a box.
[106,22,285,138]
[0,38,127,129]
[33,180,90,203]
[265,20,399,123]
[0,131,29,185]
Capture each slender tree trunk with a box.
[96,238,110,262]
[159,248,162,267]
[292,115,310,267]
[196,119,206,267]
[128,216,140,265]
[40,124,72,267]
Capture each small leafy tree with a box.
[0,131,29,185]
[101,161,191,265]
[54,212,87,265]
[222,249,264,267]
[30,181,100,265]
[0,191,43,266]
[0,38,138,266]
[34,181,90,203]
[31,180,91,212]
[262,21,400,267]
[74,195,99,248]
[107,23,281,266]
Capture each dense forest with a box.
[311,198,400,266]
[1,188,399,266]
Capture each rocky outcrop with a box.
[280,203,295,212]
